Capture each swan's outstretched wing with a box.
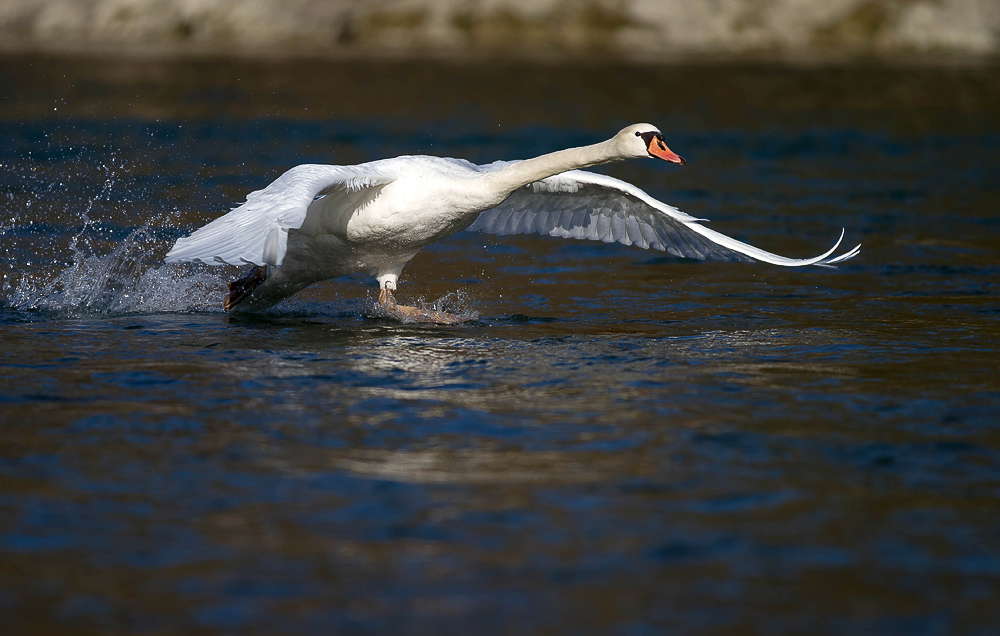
[468,166,861,266]
[165,163,395,267]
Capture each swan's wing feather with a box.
[165,163,395,267]
[468,168,859,267]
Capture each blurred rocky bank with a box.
[1,0,997,63]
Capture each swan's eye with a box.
[634,131,641,137]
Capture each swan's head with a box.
[615,124,685,165]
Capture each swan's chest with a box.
[345,175,498,247]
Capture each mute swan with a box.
[165,124,860,322]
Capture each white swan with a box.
[165,124,860,321]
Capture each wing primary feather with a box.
[468,167,860,267]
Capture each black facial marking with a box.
[639,131,663,148]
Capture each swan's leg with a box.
[372,268,470,325]
[224,265,268,311]
[377,288,405,313]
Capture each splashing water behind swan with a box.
[8,226,227,315]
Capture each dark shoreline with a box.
[1,40,997,68]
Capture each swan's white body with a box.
[165,124,860,311]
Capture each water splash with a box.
[364,289,480,324]
[8,225,229,315]
[2,169,224,315]
[1,129,235,316]
[420,289,480,323]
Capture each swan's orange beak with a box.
[647,136,685,164]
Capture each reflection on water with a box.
[1,56,1000,634]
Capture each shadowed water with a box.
[1,57,999,635]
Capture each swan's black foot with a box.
[225,265,267,311]
[378,289,469,325]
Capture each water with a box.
[2,57,999,634]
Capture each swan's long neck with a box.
[484,138,621,196]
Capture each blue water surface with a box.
[1,58,999,635]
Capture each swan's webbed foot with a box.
[377,289,468,325]
[225,265,267,311]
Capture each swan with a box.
[165,124,860,322]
